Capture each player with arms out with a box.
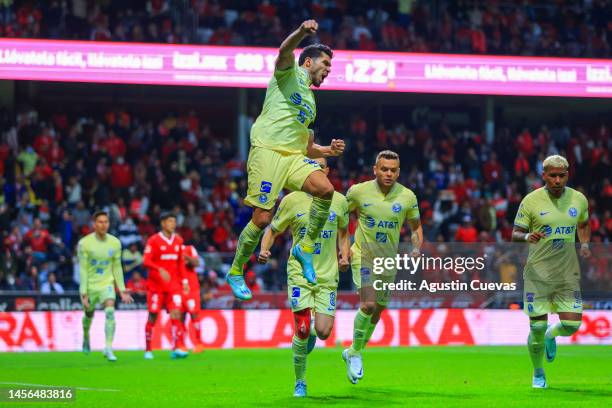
[343,150,423,384]
[225,19,345,301]
[79,210,133,361]
[143,212,190,360]
[512,155,590,389]
[182,243,205,353]
[258,157,350,398]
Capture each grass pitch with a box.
[0,346,610,407]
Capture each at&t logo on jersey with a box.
[366,216,376,228]
[392,203,402,213]
[290,92,302,104]
[568,207,577,217]
[540,225,553,236]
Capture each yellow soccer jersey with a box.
[348,180,420,256]
[77,232,125,295]
[271,191,348,286]
[514,186,588,281]
[250,60,316,155]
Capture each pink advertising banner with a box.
[1,39,612,97]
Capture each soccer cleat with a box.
[171,348,189,359]
[104,348,117,362]
[144,351,154,360]
[291,243,317,284]
[544,328,557,363]
[82,338,90,354]
[532,374,547,389]
[293,380,307,397]
[193,343,205,354]
[341,349,359,384]
[225,272,252,301]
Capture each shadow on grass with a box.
[546,387,612,398]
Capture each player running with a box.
[226,19,345,301]
[512,155,590,389]
[143,212,190,360]
[182,244,205,353]
[78,210,134,362]
[258,157,350,398]
[342,150,423,384]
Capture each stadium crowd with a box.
[0,104,610,293]
[1,0,611,58]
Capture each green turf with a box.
[0,346,610,407]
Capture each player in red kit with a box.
[143,212,189,360]
[182,244,205,353]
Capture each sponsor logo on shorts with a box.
[258,194,268,203]
[392,203,402,213]
[526,292,534,302]
[292,287,301,298]
[291,298,299,308]
[303,158,319,167]
[260,181,272,193]
[329,292,336,307]
[568,207,577,217]
[376,232,387,243]
[528,304,534,313]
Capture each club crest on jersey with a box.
[258,194,268,203]
[328,211,336,222]
[108,249,114,257]
[568,207,577,217]
[291,287,300,298]
[392,203,402,213]
[290,92,302,105]
[260,181,272,193]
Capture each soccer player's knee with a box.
[318,182,334,199]
[560,320,581,335]
[317,327,332,340]
[360,301,376,315]
[85,311,94,318]
[253,212,273,229]
[293,310,311,340]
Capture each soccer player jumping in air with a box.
[258,158,350,398]
[78,211,134,361]
[512,155,591,389]
[343,151,423,384]
[226,19,345,301]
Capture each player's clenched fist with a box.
[300,20,318,35]
[338,253,350,272]
[527,231,545,243]
[258,250,272,264]
[330,139,345,156]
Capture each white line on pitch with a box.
[0,381,120,392]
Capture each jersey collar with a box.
[374,179,397,197]
[298,66,313,87]
[158,232,175,245]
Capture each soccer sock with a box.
[145,320,154,352]
[82,314,93,341]
[364,320,377,347]
[171,318,186,349]
[349,309,372,355]
[230,221,263,275]
[292,335,308,381]
[300,197,332,252]
[104,307,115,349]
[546,320,581,338]
[192,319,202,344]
[528,321,547,375]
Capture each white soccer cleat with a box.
[532,374,547,389]
[144,351,154,360]
[104,348,117,362]
[341,349,360,384]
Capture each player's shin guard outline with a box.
[301,197,332,251]
[350,309,371,355]
[230,221,263,275]
[528,320,547,372]
[104,307,115,349]
[292,335,308,381]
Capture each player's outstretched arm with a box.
[306,130,345,158]
[276,20,318,70]
[258,227,281,264]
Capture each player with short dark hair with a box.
[143,212,190,360]
[226,20,345,301]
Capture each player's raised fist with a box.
[330,139,345,156]
[258,250,272,264]
[300,20,318,35]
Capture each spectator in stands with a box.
[126,270,147,295]
[40,272,64,294]
[455,215,479,243]
[24,218,53,262]
[122,243,143,279]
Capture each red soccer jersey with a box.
[182,245,201,293]
[143,232,186,292]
